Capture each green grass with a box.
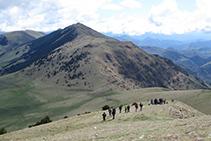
[1,101,210,141]
[0,83,44,131]
[0,73,97,132]
[113,88,211,115]
[0,73,211,133]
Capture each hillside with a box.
[0,23,211,133]
[140,46,211,84]
[114,34,211,57]
[0,74,211,133]
[0,30,45,69]
[1,101,211,140]
[0,23,209,90]
[0,30,45,49]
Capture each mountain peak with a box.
[62,23,107,39]
[0,23,210,91]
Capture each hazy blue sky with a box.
[0,0,210,35]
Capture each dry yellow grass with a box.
[1,101,211,141]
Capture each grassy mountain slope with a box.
[0,23,211,133]
[1,101,211,140]
[0,30,45,69]
[140,46,211,84]
[1,23,209,90]
[0,30,45,50]
[140,46,190,64]
[140,46,211,67]
[178,63,211,84]
[0,71,211,133]
[0,23,109,75]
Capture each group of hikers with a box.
[102,98,171,121]
[151,98,167,105]
[102,102,143,121]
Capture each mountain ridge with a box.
[1,100,211,140]
[0,23,211,133]
[0,30,45,49]
[140,46,211,84]
[0,30,46,69]
[0,23,104,74]
[0,23,210,90]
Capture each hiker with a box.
[124,105,128,113]
[135,103,138,112]
[159,98,163,105]
[154,98,158,105]
[102,112,106,121]
[151,99,154,105]
[127,105,130,112]
[164,99,166,104]
[139,102,143,111]
[108,108,112,116]
[119,105,122,113]
[112,107,116,119]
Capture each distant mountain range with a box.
[112,34,211,58]
[0,23,209,90]
[114,36,183,49]
[108,33,211,84]
[105,31,211,42]
[140,46,211,84]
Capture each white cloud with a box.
[196,0,211,11]
[1,0,211,35]
[0,0,112,32]
[120,0,142,8]
[148,0,181,34]
[150,0,177,17]
[0,0,31,10]
[102,4,123,10]
[147,0,211,34]
[90,14,152,35]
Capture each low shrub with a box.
[102,105,110,110]
[85,111,91,114]
[0,127,7,135]
[132,102,137,106]
[29,116,52,128]
[64,116,68,119]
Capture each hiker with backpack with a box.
[119,105,122,113]
[124,105,128,113]
[102,112,106,121]
[112,107,116,119]
[151,99,154,105]
[154,98,158,105]
[139,102,143,111]
[159,98,163,105]
[108,108,112,116]
[135,103,138,112]
[127,105,130,112]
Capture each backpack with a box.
[140,103,143,107]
